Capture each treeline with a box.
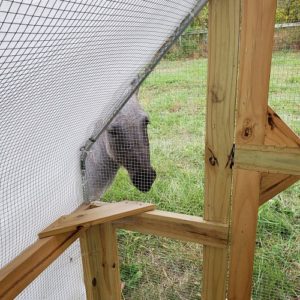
[276,0,300,23]
[189,0,300,30]
[165,1,300,60]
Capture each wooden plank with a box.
[202,0,240,298]
[0,229,86,300]
[229,170,260,299]
[235,145,300,176]
[260,172,299,205]
[80,223,121,300]
[228,1,277,299]
[39,201,155,238]
[204,0,239,224]
[0,204,89,300]
[202,247,228,300]
[260,106,300,204]
[265,106,300,148]
[113,210,228,248]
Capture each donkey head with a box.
[105,93,156,192]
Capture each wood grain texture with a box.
[202,247,228,300]
[265,106,300,148]
[204,0,239,224]
[229,170,260,299]
[202,0,240,298]
[235,145,300,176]
[113,210,228,248]
[39,201,155,238]
[260,106,300,204]
[260,172,300,205]
[228,1,277,299]
[0,205,89,300]
[80,223,121,300]
[0,231,84,300]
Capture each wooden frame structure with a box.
[0,0,299,299]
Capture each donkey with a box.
[85,92,156,200]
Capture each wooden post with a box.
[228,1,277,299]
[203,0,277,299]
[202,0,240,299]
[80,223,121,300]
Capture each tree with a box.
[276,0,300,23]
[191,1,300,29]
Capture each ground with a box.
[103,51,300,300]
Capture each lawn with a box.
[102,52,300,299]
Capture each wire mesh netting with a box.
[118,234,203,299]
[102,4,299,298]
[1,0,299,299]
[102,26,208,298]
[270,23,300,134]
[0,0,207,299]
[251,8,300,300]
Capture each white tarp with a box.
[0,0,198,298]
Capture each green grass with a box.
[102,52,300,299]
[269,51,300,134]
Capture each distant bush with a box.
[274,27,300,50]
[189,1,300,26]
[165,28,207,60]
[164,2,300,61]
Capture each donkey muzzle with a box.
[131,168,156,192]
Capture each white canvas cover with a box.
[0,0,203,298]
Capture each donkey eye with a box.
[107,125,120,136]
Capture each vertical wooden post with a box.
[80,223,121,300]
[228,1,277,299]
[203,0,276,299]
[202,0,240,299]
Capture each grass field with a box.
[102,51,300,299]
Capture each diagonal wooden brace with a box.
[259,106,300,205]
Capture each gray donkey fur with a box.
[85,93,156,200]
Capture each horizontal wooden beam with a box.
[235,145,300,176]
[113,210,228,248]
[39,201,155,238]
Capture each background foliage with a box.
[276,0,300,23]
[165,1,300,60]
[190,1,300,29]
